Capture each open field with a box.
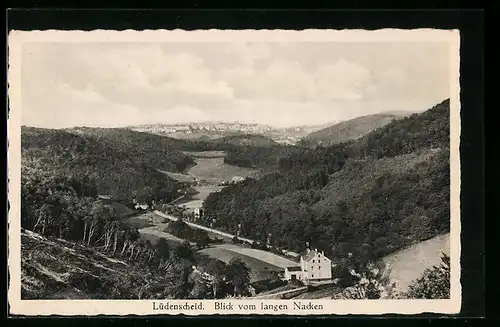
[176,185,223,209]
[199,245,281,282]
[157,169,197,184]
[217,244,300,269]
[123,215,155,229]
[138,225,195,247]
[383,233,450,293]
[122,212,160,227]
[187,156,260,184]
[190,185,224,200]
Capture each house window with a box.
[318,260,321,263]
[318,266,321,270]
[312,274,314,278]
[312,260,315,263]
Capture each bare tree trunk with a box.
[113,231,119,254]
[93,233,106,246]
[87,222,97,247]
[134,248,142,260]
[83,222,87,243]
[121,241,129,255]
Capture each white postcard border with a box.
[7,29,461,316]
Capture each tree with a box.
[333,260,395,299]
[405,253,450,299]
[194,231,211,249]
[173,241,195,262]
[188,273,212,299]
[205,259,228,298]
[225,258,250,297]
[159,258,194,299]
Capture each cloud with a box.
[20,42,451,128]
[222,58,372,102]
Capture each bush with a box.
[332,260,395,299]
[68,272,104,294]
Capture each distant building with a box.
[193,208,203,220]
[134,203,149,210]
[284,248,333,283]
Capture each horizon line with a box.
[21,109,423,131]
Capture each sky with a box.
[21,41,451,128]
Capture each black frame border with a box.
[4,8,486,324]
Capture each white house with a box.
[284,248,333,283]
[193,208,203,220]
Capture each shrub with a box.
[405,253,450,299]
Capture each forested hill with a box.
[202,99,450,263]
[298,113,402,147]
[21,126,194,203]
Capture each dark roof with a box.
[302,249,331,262]
[301,249,319,262]
[286,266,302,272]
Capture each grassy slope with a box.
[21,229,147,299]
[216,244,299,269]
[187,156,260,184]
[198,246,280,282]
[383,233,450,293]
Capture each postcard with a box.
[8,28,461,316]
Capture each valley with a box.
[20,99,452,300]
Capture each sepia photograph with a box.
[8,29,461,315]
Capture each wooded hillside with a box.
[202,99,450,263]
[298,113,401,146]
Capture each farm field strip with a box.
[186,156,259,183]
[199,246,281,283]
[217,244,300,269]
[138,226,195,246]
